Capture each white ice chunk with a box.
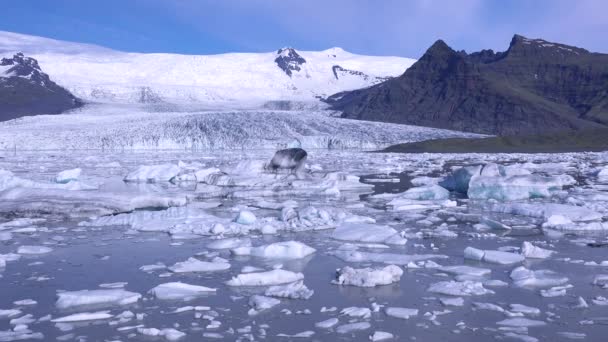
[509,304,541,315]
[235,210,256,225]
[56,289,141,310]
[225,269,304,286]
[51,311,112,322]
[264,281,314,300]
[124,164,180,183]
[341,307,371,319]
[385,307,418,319]
[168,257,230,273]
[428,280,494,296]
[315,318,339,329]
[330,250,446,265]
[248,295,280,315]
[510,266,569,288]
[521,242,554,259]
[468,174,575,201]
[55,168,82,184]
[464,247,524,265]
[336,322,371,334]
[489,203,601,222]
[331,223,406,245]
[398,185,449,200]
[370,331,394,341]
[232,240,316,259]
[333,265,403,287]
[207,237,251,250]
[149,282,216,300]
[17,245,53,255]
[497,318,546,327]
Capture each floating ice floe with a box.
[437,265,492,278]
[488,203,602,223]
[0,169,95,192]
[509,304,541,315]
[370,331,394,341]
[17,245,53,255]
[55,168,82,184]
[336,322,371,334]
[231,240,316,259]
[395,185,449,200]
[428,280,494,296]
[0,329,43,341]
[330,250,446,265]
[315,318,339,329]
[521,241,554,259]
[248,295,281,315]
[1,187,187,218]
[468,174,575,201]
[496,317,546,327]
[464,247,525,265]
[56,289,141,310]
[51,311,113,323]
[510,266,569,288]
[225,269,304,286]
[137,327,186,341]
[264,281,314,299]
[148,282,216,300]
[168,257,230,273]
[235,210,256,225]
[385,307,418,319]
[124,164,181,183]
[331,223,407,245]
[82,207,223,235]
[207,237,252,250]
[341,307,371,319]
[333,265,403,287]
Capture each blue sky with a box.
[1,0,606,57]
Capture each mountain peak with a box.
[507,34,589,57]
[275,47,306,77]
[422,40,457,58]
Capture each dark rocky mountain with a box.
[275,48,306,77]
[0,52,82,121]
[327,35,608,135]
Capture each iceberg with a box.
[231,240,316,259]
[56,289,141,310]
[468,174,575,201]
[264,281,313,300]
[148,282,216,300]
[333,265,403,287]
[510,266,568,288]
[124,164,181,183]
[331,223,406,245]
[428,280,494,296]
[168,257,230,273]
[225,269,304,286]
[397,185,449,200]
[521,241,554,259]
[248,295,281,315]
[55,168,82,184]
[464,247,525,265]
[385,307,418,319]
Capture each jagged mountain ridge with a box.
[327,34,608,135]
[0,52,82,121]
[0,31,415,108]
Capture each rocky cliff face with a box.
[327,35,608,135]
[0,52,82,121]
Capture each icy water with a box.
[1,150,608,341]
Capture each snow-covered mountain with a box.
[0,52,82,121]
[0,31,415,108]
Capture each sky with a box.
[0,0,606,57]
